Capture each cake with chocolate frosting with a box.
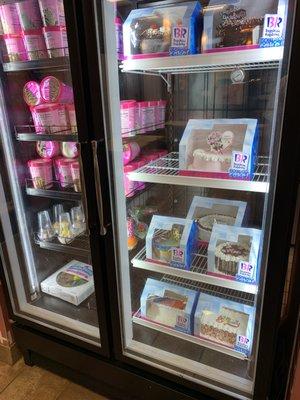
[215,241,250,276]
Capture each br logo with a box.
[173,27,188,39]
[235,153,248,164]
[267,16,283,28]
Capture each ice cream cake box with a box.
[201,0,280,52]
[194,292,255,356]
[40,260,94,306]
[186,196,247,243]
[208,224,262,284]
[140,278,199,335]
[146,215,198,270]
[179,118,259,180]
[123,1,202,59]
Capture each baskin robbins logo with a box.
[176,315,188,329]
[171,26,189,48]
[237,335,250,350]
[231,151,249,171]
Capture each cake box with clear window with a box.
[179,118,259,180]
[146,215,198,270]
[208,224,262,284]
[186,196,247,244]
[140,278,199,335]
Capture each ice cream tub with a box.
[17,0,43,30]
[120,100,136,136]
[0,4,21,34]
[43,26,67,57]
[70,161,81,192]
[36,140,60,158]
[38,0,65,26]
[3,34,27,62]
[24,81,43,106]
[66,104,77,133]
[40,76,73,103]
[61,142,78,159]
[28,158,53,189]
[32,103,69,133]
[123,142,140,165]
[124,164,137,197]
[56,157,74,187]
[156,100,167,128]
[23,29,47,60]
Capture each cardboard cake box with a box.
[201,0,281,52]
[194,292,255,356]
[186,196,247,243]
[179,118,259,180]
[207,224,262,284]
[146,215,198,270]
[40,260,94,306]
[123,1,202,59]
[140,278,199,335]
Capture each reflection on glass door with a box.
[100,0,291,398]
[0,0,99,345]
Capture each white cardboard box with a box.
[40,260,94,306]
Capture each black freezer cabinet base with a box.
[13,323,215,400]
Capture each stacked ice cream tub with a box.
[0,0,68,62]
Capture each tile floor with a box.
[0,359,109,400]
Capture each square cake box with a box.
[123,1,202,59]
[208,224,262,284]
[194,292,255,356]
[201,0,279,53]
[179,118,259,180]
[40,260,94,306]
[186,196,247,244]
[146,215,198,270]
[140,278,199,335]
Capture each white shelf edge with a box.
[128,171,269,193]
[133,313,248,361]
[132,253,258,295]
[121,47,283,73]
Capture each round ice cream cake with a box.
[215,241,250,276]
[196,214,236,242]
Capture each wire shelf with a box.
[132,244,258,295]
[34,233,90,256]
[15,125,77,142]
[132,310,249,360]
[26,179,81,201]
[121,47,282,75]
[128,152,270,193]
[3,48,69,72]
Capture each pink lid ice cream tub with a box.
[40,76,73,103]
[43,26,68,57]
[66,104,77,133]
[23,81,43,106]
[124,164,137,197]
[123,142,140,165]
[28,158,53,189]
[61,142,78,158]
[53,156,63,180]
[70,161,81,192]
[3,34,27,62]
[38,0,65,26]
[23,29,47,60]
[156,100,167,129]
[137,101,155,133]
[0,4,21,34]
[36,140,60,158]
[56,157,74,188]
[16,0,43,30]
[32,103,69,133]
[120,100,136,136]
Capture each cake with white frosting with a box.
[199,306,249,347]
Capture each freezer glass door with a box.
[99,0,295,398]
[0,0,99,345]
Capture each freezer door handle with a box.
[92,140,107,236]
